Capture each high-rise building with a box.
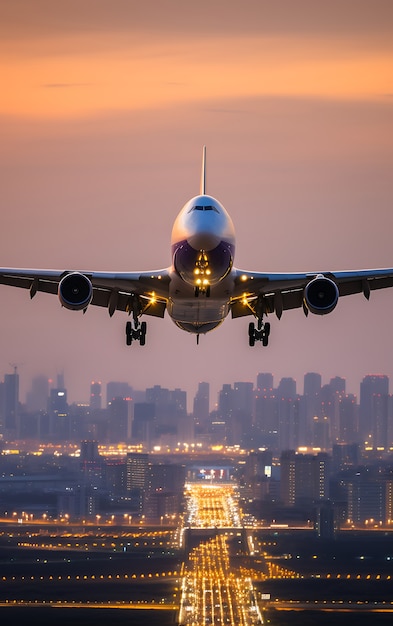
[106,381,133,405]
[254,377,277,449]
[48,387,69,440]
[90,381,102,411]
[132,402,155,445]
[302,373,322,446]
[232,382,254,445]
[359,375,389,447]
[339,394,359,443]
[145,385,187,442]
[217,384,234,444]
[26,375,49,413]
[280,450,330,506]
[256,373,274,394]
[193,382,210,428]
[3,369,19,435]
[126,452,149,512]
[125,453,149,491]
[347,469,386,524]
[277,378,299,452]
[108,397,133,442]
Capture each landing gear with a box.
[248,320,270,347]
[125,319,147,346]
[194,285,210,297]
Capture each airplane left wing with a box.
[231,267,393,320]
[0,268,170,318]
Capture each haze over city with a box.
[1,0,393,406]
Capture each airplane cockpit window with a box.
[189,205,219,213]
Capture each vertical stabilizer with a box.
[200,145,206,195]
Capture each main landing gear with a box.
[125,320,147,346]
[248,320,270,347]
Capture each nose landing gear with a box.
[248,320,270,347]
[126,320,147,346]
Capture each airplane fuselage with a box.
[168,194,236,334]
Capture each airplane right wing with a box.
[231,267,393,320]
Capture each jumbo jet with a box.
[1,147,393,347]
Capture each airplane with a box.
[1,146,393,347]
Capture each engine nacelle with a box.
[304,275,339,315]
[58,272,93,311]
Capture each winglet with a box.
[200,145,206,195]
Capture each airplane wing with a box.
[231,267,393,319]
[0,267,170,318]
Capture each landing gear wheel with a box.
[264,322,271,337]
[248,322,256,347]
[140,321,147,346]
[126,321,132,346]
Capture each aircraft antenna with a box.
[200,145,206,195]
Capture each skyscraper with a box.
[359,375,389,447]
[193,382,210,428]
[302,372,322,446]
[277,378,299,452]
[90,381,102,411]
[26,375,49,413]
[3,368,19,435]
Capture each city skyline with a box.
[1,2,393,411]
[4,365,393,410]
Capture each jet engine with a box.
[58,272,93,311]
[303,275,339,315]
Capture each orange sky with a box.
[0,0,393,405]
[1,2,392,120]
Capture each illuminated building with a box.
[48,386,69,441]
[90,381,102,410]
[126,452,149,512]
[359,375,389,448]
[280,450,330,506]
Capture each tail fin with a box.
[200,145,206,195]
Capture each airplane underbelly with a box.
[167,297,230,334]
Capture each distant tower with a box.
[90,381,102,411]
[256,373,274,394]
[49,386,69,440]
[26,375,49,412]
[193,382,210,427]
[277,378,299,451]
[4,367,19,435]
[106,381,133,406]
[303,372,322,445]
[359,375,389,447]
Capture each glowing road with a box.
[179,482,263,625]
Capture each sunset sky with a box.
[1,0,393,408]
